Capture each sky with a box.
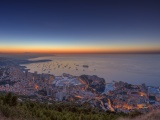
[0,0,160,53]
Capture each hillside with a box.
[1,92,158,120]
[0,92,143,120]
[119,110,160,120]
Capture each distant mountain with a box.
[0,53,55,60]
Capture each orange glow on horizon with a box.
[0,44,160,54]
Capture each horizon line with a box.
[1,51,160,54]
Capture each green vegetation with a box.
[0,92,141,120]
[119,110,160,120]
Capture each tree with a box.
[11,96,18,106]
[4,92,12,106]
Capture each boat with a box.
[83,65,89,68]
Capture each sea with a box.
[20,54,160,86]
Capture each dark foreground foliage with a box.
[0,92,141,120]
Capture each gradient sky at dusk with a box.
[0,0,160,53]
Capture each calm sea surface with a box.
[21,54,160,86]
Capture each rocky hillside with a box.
[79,75,106,93]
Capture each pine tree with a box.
[11,96,18,106]
[4,92,12,106]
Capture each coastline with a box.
[19,59,52,64]
[1,56,160,113]
[18,54,160,86]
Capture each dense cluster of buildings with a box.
[0,63,160,113]
[106,81,160,113]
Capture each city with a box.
[0,57,160,114]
